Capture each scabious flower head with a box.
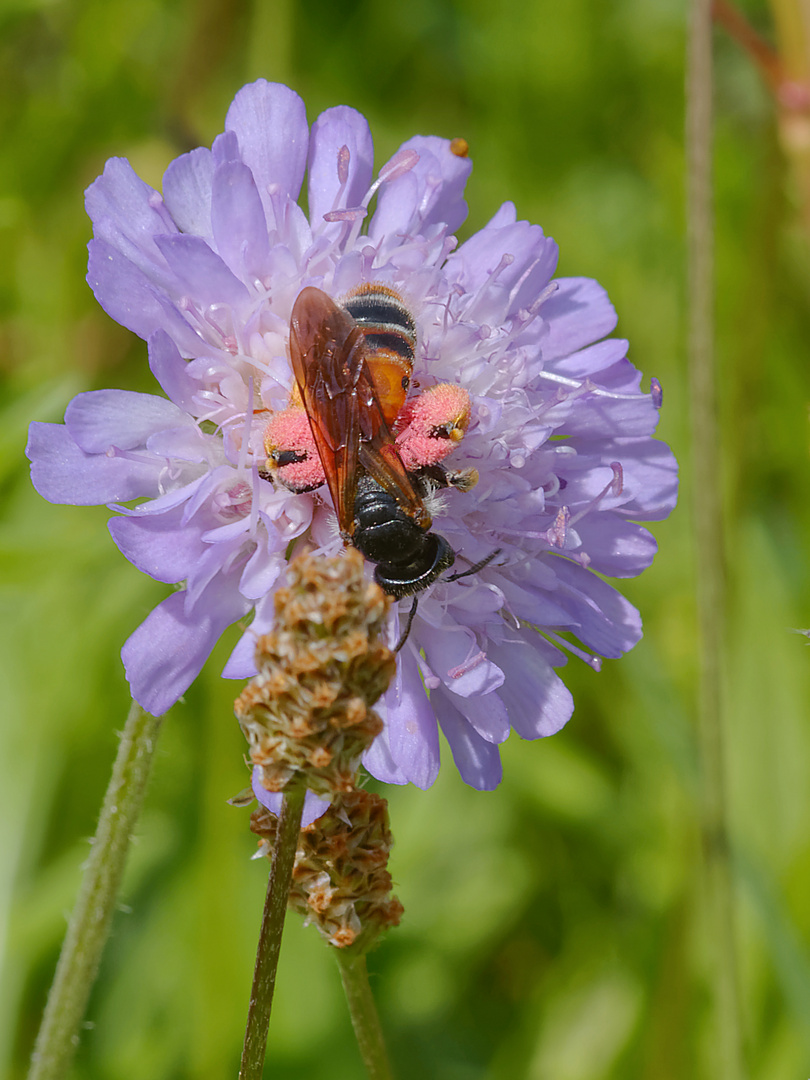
[26,80,677,791]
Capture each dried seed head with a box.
[235,550,395,799]
[251,788,404,952]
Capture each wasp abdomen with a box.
[343,286,416,426]
[342,288,416,353]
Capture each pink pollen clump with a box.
[263,408,326,492]
[395,384,472,471]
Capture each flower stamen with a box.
[566,462,623,527]
[342,149,421,250]
[337,144,350,186]
[534,369,653,401]
[541,627,603,671]
[545,505,570,548]
[447,649,486,680]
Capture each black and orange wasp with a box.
[286,284,456,598]
[264,284,495,645]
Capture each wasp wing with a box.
[289,287,430,535]
[356,437,431,529]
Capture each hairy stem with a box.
[239,785,306,1080]
[28,702,164,1080]
[687,2,747,1076]
[334,950,394,1080]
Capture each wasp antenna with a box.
[395,596,419,652]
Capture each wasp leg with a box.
[446,548,502,583]
[395,596,419,652]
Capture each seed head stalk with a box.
[334,950,394,1080]
[239,784,306,1080]
[28,702,164,1080]
[237,550,400,1078]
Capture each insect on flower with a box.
[26,79,678,784]
[264,285,481,604]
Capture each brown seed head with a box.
[251,788,404,952]
[236,550,395,799]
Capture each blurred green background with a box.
[2,0,809,1076]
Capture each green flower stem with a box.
[687,2,747,1077]
[769,0,810,236]
[334,950,394,1080]
[239,784,306,1080]
[28,701,164,1080]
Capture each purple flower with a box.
[251,767,330,828]
[27,80,677,792]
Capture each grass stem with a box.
[687,3,748,1076]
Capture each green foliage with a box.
[3,0,810,1076]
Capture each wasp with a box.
[264,285,478,600]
